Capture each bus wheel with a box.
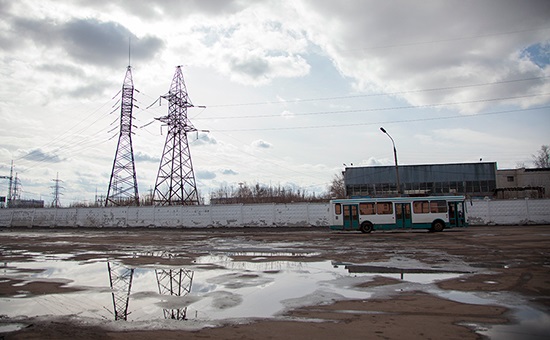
[360,222,373,234]
[432,220,445,232]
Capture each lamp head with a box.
[380,127,387,133]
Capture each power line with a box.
[204,75,549,108]
[210,105,550,132]
[198,92,550,120]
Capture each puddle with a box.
[433,289,550,339]
[0,323,27,333]
[1,251,549,339]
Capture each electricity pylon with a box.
[51,172,63,208]
[155,268,194,320]
[153,66,200,205]
[106,66,139,207]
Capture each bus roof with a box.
[330,196,466,204]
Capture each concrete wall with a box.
[0,203,331,228]
[0,199,548,228]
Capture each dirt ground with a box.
[1,225,549,339]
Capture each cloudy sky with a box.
[1,0,549,205]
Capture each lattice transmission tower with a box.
[153,66,201,205]
[51,172,63,208]
[106,66,139,207]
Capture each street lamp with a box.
[380,127,401,196]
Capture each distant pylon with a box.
[51,172,63,208]
[106,66,139,207]
[153,66,200,205]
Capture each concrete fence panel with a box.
[0,199,549,228]
[243,204,276,227]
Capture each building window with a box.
[507,176,514,182]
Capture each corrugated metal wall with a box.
[345,162,497,184]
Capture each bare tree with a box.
[532,145,550,168]
[328,172,346,198]
[210,182,328,204]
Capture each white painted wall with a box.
[0,199,548,228]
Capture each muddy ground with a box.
[0,225,549,339]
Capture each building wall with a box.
[345,162,497,197]
[496,168,550,198]
[0,199,549,227]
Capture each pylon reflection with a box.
[155,268,194,320]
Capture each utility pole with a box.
[106,65,140,207]
[153,66,203,206]
[0,161,14,208]
[51,172,63,208]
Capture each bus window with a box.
[359,202,376,215]
[343,205,350,218]
[377,202,393,214]
[413,201,430,214]
[430,200,447,213]
[334,203,342,215]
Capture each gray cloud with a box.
[37,63,86,78]
[221,169,238,175]
[192,133,218,146]
[21,148,65,163]
[11,16,164,68]
[134,151,160,163]
[252,140,272,149]
[73,0,249,20]
[196,170,216,180]
[60,19,164,67]
[230,56,270,81]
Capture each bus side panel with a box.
[329,203,344,230]
[410,213,436,230]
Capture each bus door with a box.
[448,201,466,227]
[343,204,360,230]
[395,203,412,228]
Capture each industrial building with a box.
[496,167,550,199]
[344,162,497,198]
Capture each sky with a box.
[0,0,549,206]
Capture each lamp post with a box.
[380,127,401,196]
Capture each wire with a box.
[204,75,549,108]
[209,105,549,132]
[198,92,550,120]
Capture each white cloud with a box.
[252,140,272,149]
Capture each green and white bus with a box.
[330,196,467,233]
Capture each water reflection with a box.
[2,251,549,339]
[155,268,194,320]
[106,258,195,321]
[107,261,134,321]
